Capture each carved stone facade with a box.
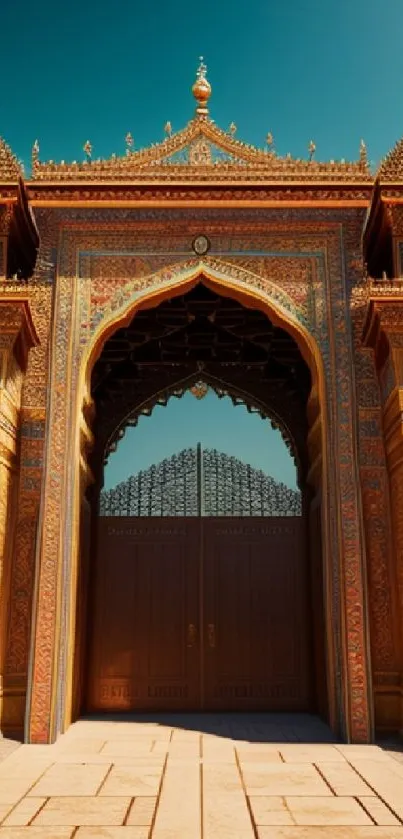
[2,64,403,743]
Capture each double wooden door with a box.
[86,516,312,712]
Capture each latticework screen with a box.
[100,447,301,517]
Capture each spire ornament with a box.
[192,56,211,117]
[32,139,40,169]
[125,132,134,154]
[360,138,368,167]
[83,140,92,162]
[266,132,274,150]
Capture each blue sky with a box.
[3,0,403,170]
[103,392,298,491]
[3,0,402,488]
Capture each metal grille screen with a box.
[100,446,301,517]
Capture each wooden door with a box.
[86,518,200,711]
[202,518,312,710]
[86,515,312,713]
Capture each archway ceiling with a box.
[91,282,311,479]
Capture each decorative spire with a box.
[164,121,172,137]
[266,132,274,150]
[83,140,92,161]
[360,138,368,167]
[308,140,316,161]
[192,56,211,117]
[32,139,40,170]
[125,132,134,154]
[0,136,23,181]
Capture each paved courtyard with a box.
[0,713,403,837]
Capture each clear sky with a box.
[103,392,298,491]
[3,0,403,170]
[4,0,402,488]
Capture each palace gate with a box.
[87,447,311,713]
[2,60,403,742]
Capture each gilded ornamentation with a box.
[29,64,371,185]
[0,137,22,181]
[6,60,403,745]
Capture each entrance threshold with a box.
[79,712,338,744]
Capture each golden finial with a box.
[83,140,92,161]
[360,138,368,165]
[266,132,274,149]
[164,121,172,137]
[192,56,212,117]
[229,122,237,136]
[125,132,134,153]
[308,140,316,161]
[32,139,40,166]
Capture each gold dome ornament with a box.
[192,57,211,116]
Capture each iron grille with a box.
[100,445,301,517]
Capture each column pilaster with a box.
[0,297,38,733]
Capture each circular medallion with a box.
[192,234,210,256]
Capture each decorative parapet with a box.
[379,137,403,181]
[30,118,373,184]
[0,138,23,182]
[366,278,403,297]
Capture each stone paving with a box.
[0,713,402,837]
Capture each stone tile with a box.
[33,797,131,826]
[28,762,110,797]
[203,761,254,837]
[203,793,254,838]
[0,781,38,805]
[0,741,20,766]
[242,762,332,796]
[0,759,54,778]
[0,829,74,838]
[126,796,156,825]
[280,745,346,763]
[57,738,106,755]
[171,730,200,742]
[256,829,403,838]
[152,761,200,838]
[148,832,200,839]
[2,797,46,826]
[358,796,401,826]
[76,830,150,838]
[166,741,200,757]
[101,741,155,757]
[203,762,243,793]
[249,796,295,825]
[99,765,162,796]
[336,745,392,762]
[237,745,283,764]
[316,762,372,795]
[351,760,403,819]
[286,796,372,825]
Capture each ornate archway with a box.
[24,261,372,744]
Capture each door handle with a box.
[187,623,197,648]
[207,623,216,648]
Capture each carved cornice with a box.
[26,183,373,206]
[31,116,372,186]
